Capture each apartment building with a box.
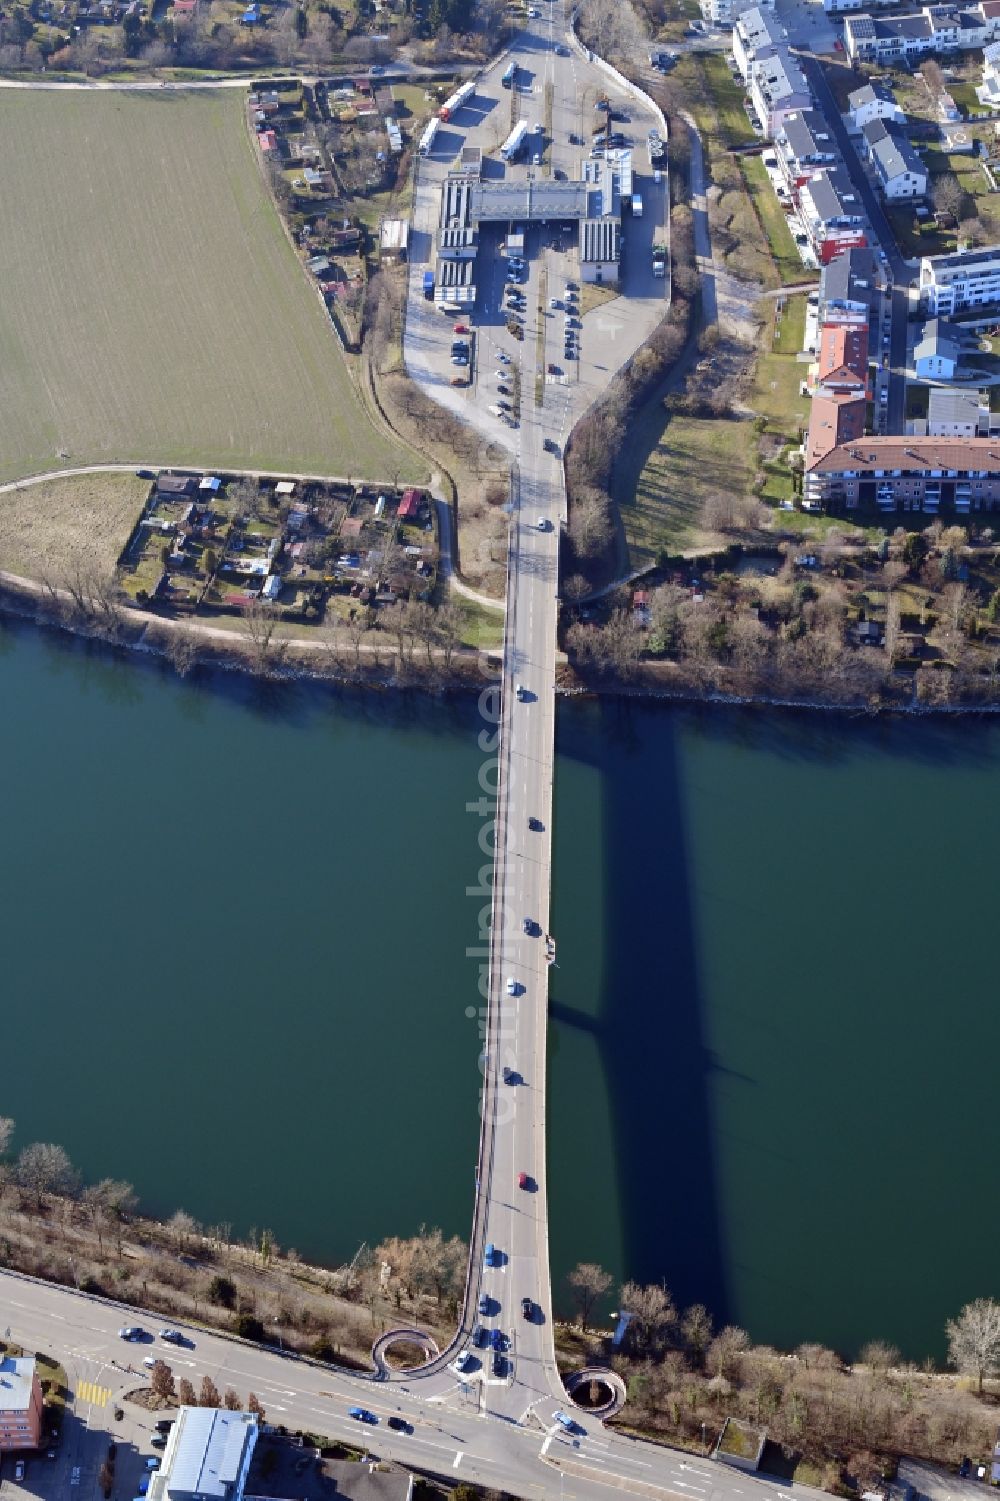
[799,168,869,261]
[0,1358,44,1452]
[977,37,1000,103]
[701,0,773,28]
[732,6,787,80]
[816,322,870,391]
[861,119,928,198]
[775,109,837,192]
[848,80,905,129]
[919,244,1000,315]
[818,246,877,325]
[804,436,1000,511]
[845,1,998,61]
[749,49,812,136]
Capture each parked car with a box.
[154,1421,173,1435]
[453,323,470,333]
[151,1436,167,1450]
[14,1461,25,1482]
[142,1357,158,1369]
[135,468,155,480]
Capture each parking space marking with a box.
[76,1379,111,1407]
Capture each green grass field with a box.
[739,155,809,285]
[620,413,754,563]
[0,91,420,484]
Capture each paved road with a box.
[799,55,911,432]
[402,0,673,1420]
[0,1268,837,1501]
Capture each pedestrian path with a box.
[75,1379,110,1407]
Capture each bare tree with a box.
[0,1117,14,1196]
[247,1392,265,1421]
[946,1299,1000,1393]
[619,1280,676,1354]
[168,1209,199,1251]
[240,597,283,675]
[83,1179,136,1258]
[149,1361,176,1401]
[177,1378,197,1407]
[563,574,591,605]
[223,1388,242,1410]
[15,1142,79,1206]
[567,1262,612,1332]
[199,1375,222,1408]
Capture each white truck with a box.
[632,192,643,217]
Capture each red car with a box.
[834,37,843,48]
[518,1171,529,1189]
[453,323,470,333]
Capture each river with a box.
[3,622,997,1360]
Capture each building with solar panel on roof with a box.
[148,1410,258,1501]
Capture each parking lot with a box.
[406,14,673,455]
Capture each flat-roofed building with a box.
[580,218,621,283]
[148,1410,257,1501]
[732,6,787,80]
[919,244,1000,315]
[0,1358,44,1453]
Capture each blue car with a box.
[491,1328,506,1351]
[348,1407,379,1425]
[478,1293,490,1315]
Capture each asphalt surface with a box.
[1,1269,841,1501]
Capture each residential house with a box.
[257,129,278,153]
[804,435,1000,512]
[919,244,1000,314]
[0,1358,44,1452]
[848,80,905,129]
[397,488,424,521]
[977,37,1000,103]
[845,1,996,61]
[156,474,195,499]
[805,391,868,466]
[774,109,837,194]
[937,88,961,119]
[818,246,877,325]
[861,119,928,198]
[798,167,868,261]
[732,6,787,81]
[914,316,965,377]
[927,386,989,435]
[748,49,812,136]
[148,1410,257,1501]
[816,322,870,393]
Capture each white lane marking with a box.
[453,1451,464,1468]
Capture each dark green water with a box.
[3,622,997,1360]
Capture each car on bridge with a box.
[528,816,542,831]
[387,1417,412,1433]
[478,1293,492,1316]
[515,683,528,700]
[506,976,520,995]
[502,1066,518,1084]
[518,1171,532,1190]
[473,1323,489,1346]
[521,1297,533,1320]
[455,1350,475,1371]
[491,1328,507,1351]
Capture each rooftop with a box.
[0,1357,37,1417]
[469,180,590,223]
[779,108,836,160]
[148,1409,257,1501]
[806,391,867,465]
[927,386,985,425]
[807,435,1000,473]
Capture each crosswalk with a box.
[76,1379,111,1408]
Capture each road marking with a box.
[453,1451,464,1468]
[75,1379,110,1408]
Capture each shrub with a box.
[208,1275,236,1309]
[235,1314,265,1342]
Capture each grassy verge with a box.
[621,412,753,562]
[456,594,505,649]
[739,155,809,284]
[697,53,757,150]
[0,473,150,581]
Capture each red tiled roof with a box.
[805,392,866,467]
[807,436,1000,474]
[818,324,869,384]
